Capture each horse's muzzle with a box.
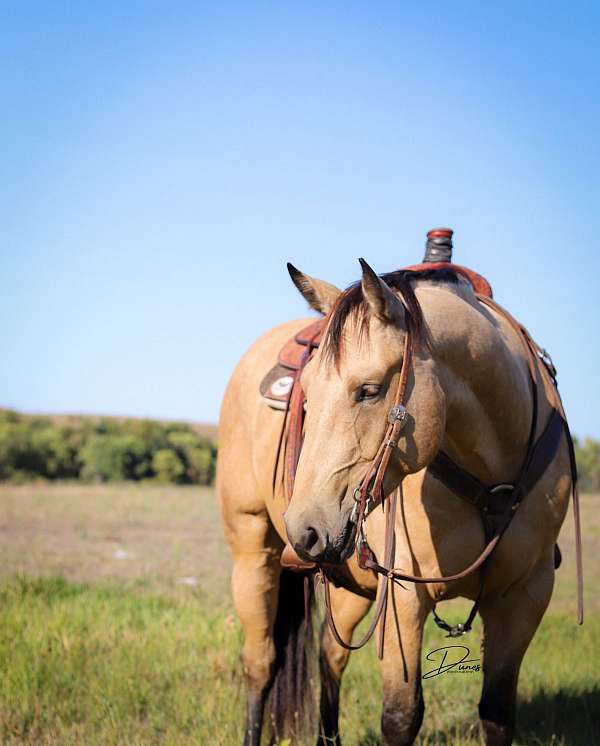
[290,514,356,565]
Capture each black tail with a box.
[267,569,316,743]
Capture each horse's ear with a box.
[359,258,405,323]
[287,263,341,315]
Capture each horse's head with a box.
[284,260,446,564]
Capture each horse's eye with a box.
[358,383,381,401]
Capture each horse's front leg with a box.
[478,552,554,746]
[318,584,372,746]
[379,583,430,746]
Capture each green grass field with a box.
[0,484,598,745]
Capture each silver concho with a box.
[270,375,294,398]
[388,404,408,427]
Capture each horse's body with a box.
[218,265,572,746]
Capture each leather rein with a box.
[284,295,584,657]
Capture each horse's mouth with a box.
[289,505,357,566]
[324,516,357,565]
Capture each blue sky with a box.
[2,2,599,436]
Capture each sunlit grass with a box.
[0,576,597,745]
[0,485,598,745]
[0,576,244,745]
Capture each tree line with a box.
[574,436,600,493]
[0,409,217,485]
[0,408,599,492]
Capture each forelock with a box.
[320,269,442,366]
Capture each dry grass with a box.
[0,483,230,601]
[0,483,595,612]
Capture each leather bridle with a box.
[316,296,584,656]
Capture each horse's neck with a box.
[424,287,534,484]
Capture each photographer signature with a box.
[422,645,481,679]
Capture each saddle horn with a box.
[423,227,453,263]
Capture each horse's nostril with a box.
[293,524,326,560]
[303,526,319,552]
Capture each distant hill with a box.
[0,408,218,484]
[11,411,218,443]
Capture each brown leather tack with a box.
[272,263,583,651]
[403,261,494,298]
[279,318,326,369]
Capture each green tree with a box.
[80,434,146,482]
[167,431,216,484]
[0,408,218,485]
[28,425,80,479]
[575,437,600,493]
[152,449,185,483]
[0,418,28,480]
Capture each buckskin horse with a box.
[217,230,582,746]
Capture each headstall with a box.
[282,296,583,657]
